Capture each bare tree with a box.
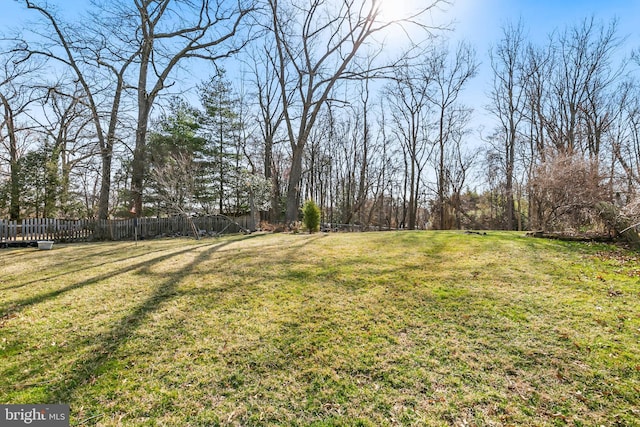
[442,107,476,229]
[611,82,640,192]
[246,40,286,222]
[128,0,257,217]
[521,41,554,165]
[0,49,40,219]
[20,0,256,219]
[267,0,446,224]
[354,79,374,225]
[429,42,478,229]
[386,59,434,229]
[487,21,527,230]
[24,82,97,217]
[514,19,625,233]
[149,152,201,239]
[547,18,622,156]
[20,0,138,219]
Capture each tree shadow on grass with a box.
[1,242,139,266]
[0,243,212,318]
[41,236,255,405]
[0,246,176,292]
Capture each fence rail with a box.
[0,215,251,246]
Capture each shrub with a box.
[529,153,608,231]
[302,199,321,233]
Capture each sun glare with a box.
[378,0,409,23]
[375,0,435,45]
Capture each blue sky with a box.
[451,0,640,45]
[4,0,638,64]
[5,0,638,58]
[440,0,640,136]
[2,0,639,133]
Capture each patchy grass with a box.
[0,231,638,426]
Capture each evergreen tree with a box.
[146,98,206,216]
[303,199,321,233]
[198,70,242,215]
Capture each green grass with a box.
[0,231,638,426]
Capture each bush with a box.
[529,153,608,231]
[302,199,321,233]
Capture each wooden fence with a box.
[0,215,251,245]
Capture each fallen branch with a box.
[525,231,615,243]
[619,222,640,234]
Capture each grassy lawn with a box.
[0,231,638,426]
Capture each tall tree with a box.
[548,18,621,156]
[146,97,205,215]
[128,0,256,217]
[429,42,478,229]
[21,0,138,219]
[442,107,476,229]
[28,83,97,217]
[386,59,434,230]
[611,82,640,193]
[0,49,39,220]
[487,21,527,230]
[199,71,242,215]
[248,40,285,222]
[267,0,445,224]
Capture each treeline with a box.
[484,20,640,234]
[1,1,639,234]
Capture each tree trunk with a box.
[97,82,125,220]
[131,31,153,218]
[44,147,59,218]
[285,144,304,224]
[263,134,276,222]
[131,106,150,217]
[505,120,516,230]
[9,147,20,221]
[438,125,445,230]
[408,158,416,230]
[1,95,21,220]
